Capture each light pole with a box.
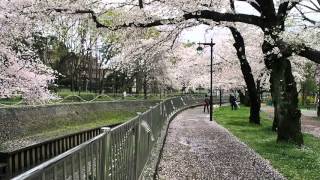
[197,38,215,122]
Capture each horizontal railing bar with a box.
[11,131,107,180]
[111,116,139,132]
[2,123,122,155]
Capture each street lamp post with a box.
[197,38,215,122]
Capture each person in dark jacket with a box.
[204,95,210,113]
[229,94,237,110]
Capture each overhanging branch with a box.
[278,41,320,64]
[298,46,320,64]
[183,10,263,27]
[51,8,263,29]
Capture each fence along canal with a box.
[0,123,123,179]
[10,96,205,180]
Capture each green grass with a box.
[214,106,320,180]
[27,110,138,137]
[0,97,22,105]
[0,110,139,152]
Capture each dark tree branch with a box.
[277,41,320,64]
[298,3,319,11]
[228,26,261,124]
[52,8,264,29]
[258,0,276,18]
[298,46,320,64]
[278,0,300,17]
[278,2,290,17]
[295,7,317,24]
[230,0,235,12]
[139,0,143,8]
[183,10,263,27]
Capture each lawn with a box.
[0,110,139,152]
[214,106,320,180]
[27,110,138,138]
[0,96,22,105]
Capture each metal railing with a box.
[0,124,122,179]
[11,96,209,180]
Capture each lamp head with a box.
[196,46,203,54]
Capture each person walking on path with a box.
[229,94,238,110]
[203,95,210,113]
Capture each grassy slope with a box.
[0,110,139,151]
[214,106,320,180]
[28,110,138,138]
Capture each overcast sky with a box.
[179,0,320,43]
[179,1,257,43]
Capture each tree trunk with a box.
[263,29,303,145]
[143,73,147,100]
[301,83,306,106]
[270,60,281,132]
[317,99,320,117]
[229,27,261,124]
[271,59,303,144]
[275,58,303,145]
[71,72,75,92]
[88,52,93,92]
[318,84,320,117]
[237,90,246,105]
[272,101,279,131]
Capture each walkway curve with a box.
[157,107,285,180]
[261,104,320,138]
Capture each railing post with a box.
[181,97,186,106]
[100,127,111,180]
[219,88,222,107]
[149,106,155,149]
[171,100,175,113]
[134,113,142,180]
[149,106,153,133]
[162,102,166,120]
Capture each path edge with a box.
[141,104,201,180]
[212,107,286,179]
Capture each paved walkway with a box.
[157,107,284,180]
[261,105,320,138]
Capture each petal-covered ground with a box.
[157,107,284,180]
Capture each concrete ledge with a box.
[0,100,160,143]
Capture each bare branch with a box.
[139,0,143,8]
[230,0,235,12]
[295,7,317,24]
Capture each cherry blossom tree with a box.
[2,0,320,145]
[0,0,59,103]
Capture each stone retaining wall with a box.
[0,100,159,143]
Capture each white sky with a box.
[179,0,320,43]
[179,2,256,43]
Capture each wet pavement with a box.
[157,107,284,180]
